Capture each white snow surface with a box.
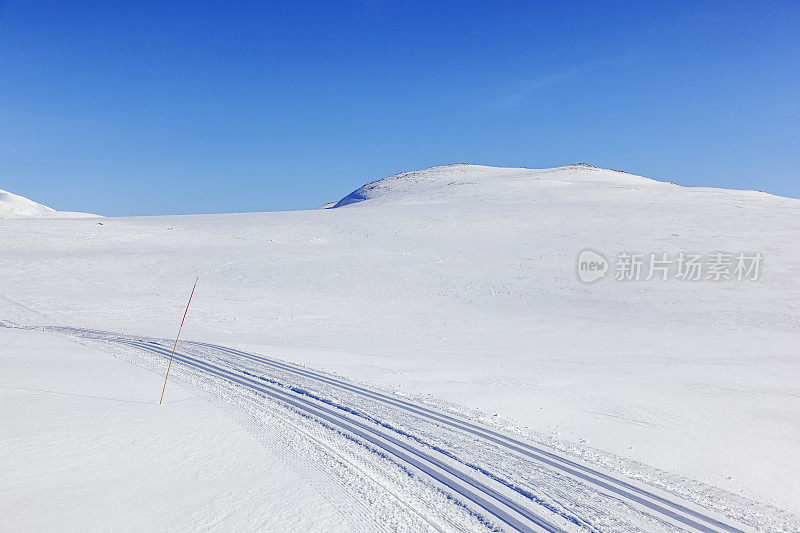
[0,328,368,532]
[0,188,97,219]
[1,164,799,529]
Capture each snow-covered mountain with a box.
[0,188,97,219]
[2,163,799,531]
[330,162,781,209]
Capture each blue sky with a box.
[1,1,798,215]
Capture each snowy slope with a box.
[332,163,660,207]
[0,328,362,532]
[1,164,799,530]
[0,188,97,219]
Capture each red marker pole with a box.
[160,276,199,405]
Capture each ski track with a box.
[118,339,562,532]
[13,324,760,533]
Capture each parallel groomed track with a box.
[38,325,750,533]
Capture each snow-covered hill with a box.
[0,188,97,219]
[2,164,799,530]
[332,163,665,208]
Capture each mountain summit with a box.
[330,164,660,208]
